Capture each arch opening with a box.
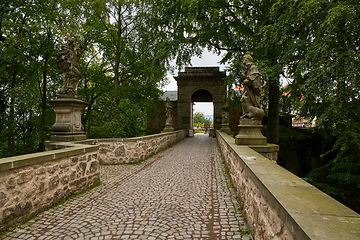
[191,90,214,132]
[191,89,213,102]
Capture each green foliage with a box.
[193,112,207,125]
[305,160,360,213]
[0,0,172,157]
[0,0,66,157]
[88,98,148,138]
[264,125,310,149]
[262,0,360,211]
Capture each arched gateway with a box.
[175,67,226,130]
[147,67,227,133]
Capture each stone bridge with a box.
[0,131,359,239]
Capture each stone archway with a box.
[174,67,226,131]
[191,89,213,102]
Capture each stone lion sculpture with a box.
[240,93,265,120]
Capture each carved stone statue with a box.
[235,52,267,145]
[240,52,264,120]
[50,38,87,142]
[222,101,229,125]
[220,100,232,134]
[162,97,174,132]
[57,38,83,98]
[165,97,173,125]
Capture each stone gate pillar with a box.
[175,67,227,132]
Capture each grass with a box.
[239,228,251,237]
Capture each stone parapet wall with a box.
[0,143,100,231]
[216,130,360,240]
[79,130,188,165]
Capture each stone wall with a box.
[216,130,360,240]
[0,143,100,231]
[79,130,188,165]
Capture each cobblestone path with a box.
[1,134,251,240]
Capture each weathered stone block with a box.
[0,192,7,207]
[35,167,46,175]
[71,156,78,166]
[115,145,125,157]
[6,177,16,189]
[21,201,32,215]
[17,169,34,185]
[47,164,59,174]
[70,170,76,180]
[78,162,87,176]
[60,161,70,168]
[24,184,36,198]
[38,181,47,192]
[49,176,59,190]
[89,161,99,174]
[3,206,14,221]
[53,189,64,203]
[69,177,87,188]
[61,175,69,185]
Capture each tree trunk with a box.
[267,81,280,143]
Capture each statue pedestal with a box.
[220,124,232,135]
[249,144,279,163]
[235,118,267,145]
[162,124,174,132]
[50,98,88,142]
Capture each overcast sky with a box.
[162,50,228,116]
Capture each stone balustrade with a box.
[0,143,100,231]
[216,130,360,240]
[79,130,188,165]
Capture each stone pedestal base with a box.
[249,144,279,162]
[162,124,174,132]
[235,118,267,145]
[220,124,232,135]
[50,98,88,142]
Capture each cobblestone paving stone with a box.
[1,134,252,240]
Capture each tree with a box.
[265,0,360,211]
[75,0,174,138]
[0,0,86,157]
[193,112,207,125]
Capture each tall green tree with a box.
[0,0,85,157]
[265,0,360,211]
[77,0,172,137]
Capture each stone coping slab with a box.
[0,143,99,171]
[76,130,187,144]
[216,130,360,240]
[249,143,279,153]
